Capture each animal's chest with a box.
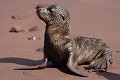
[44,39,69,66]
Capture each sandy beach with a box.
[0,0,120,80]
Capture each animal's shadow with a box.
[0,57,79,76]
[0,57,120,79]
[96,72,120,80]
[0,57,54,68]
[0,57,43,66]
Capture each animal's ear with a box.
[60,14,65,20]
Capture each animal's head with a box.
[36,4,70,25]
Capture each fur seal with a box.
[15,4,113,77]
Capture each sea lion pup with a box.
[15,4,113,77]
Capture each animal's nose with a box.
[40,8,46,11]
[39,8,48,13]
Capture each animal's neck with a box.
[44,22,70,45]
[46,22,70,35]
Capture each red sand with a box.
[0,0,120,80]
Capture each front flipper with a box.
[67,51,88,77]
[14,58,48,70]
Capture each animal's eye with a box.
[47,8,55,14]
[51,8,55,11]
[49,9,53,13]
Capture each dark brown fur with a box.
[15,5,113,77]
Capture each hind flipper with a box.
[85,48,113,72]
